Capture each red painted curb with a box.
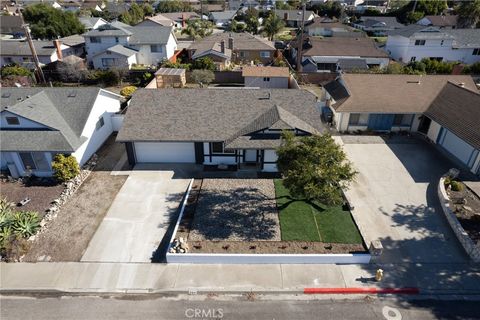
[304,287,419,294]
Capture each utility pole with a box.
[200,0,204,21]
[296,2,306,72]
[412,0,418,13]
[20,14,46,84]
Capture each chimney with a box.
[284,12,288,20]
[228,36,234,50]
[53,39,63,60]
[220,40,225,54]
[182,13,186,28]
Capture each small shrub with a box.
[12,211,41,238]
[51,154,80,182]
[191,69,214,87]
[0,233,30,262]
[450,181,463,192]
[1,64,32,77]
[444,177,451,187]
[120,85,137,98]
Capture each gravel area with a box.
[189,179,280,241]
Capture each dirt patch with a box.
[448,182,480,244]
[187,240,364,254]
[22,136,128,262]
[188,179,280,241]
[0,178,64,217]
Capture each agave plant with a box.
[12,211,41,238]
[0,197,13,215]
[0,225,13,249]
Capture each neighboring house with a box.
[305,16,358,37]
[417,15,458,29]
[242,66,289,88]
[79,17,108,31]
[275,9,315,28]
[57,1,82,12]
[209,10,238,27]
[323,74,480,175]
[84,21,178,69]
[0,15,24,38]
[59,34,86,57]
[385,25,480,64]
[153,67,186,88]
[136,13,174,27]
[0,87,122,178]
[117,89,323,172]
[292,37,389,72]
[228,0,261,10]
[0,40,73,68]
[162,12,201,29]
[352,16,404,36]
[187,32,276,68]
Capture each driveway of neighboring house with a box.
[342,136,468,264]
[81,168,190,263]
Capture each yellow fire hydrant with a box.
[375,269,384,282]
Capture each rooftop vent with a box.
[68,91,77,98]
[1,93,11,98]
[458,82,465,87]
[259,92,271,100]
[407,80,421,84]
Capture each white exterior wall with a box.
[202,142,237,165]
[263,149,277,172]
[386,35,480,64]
[426,119,442,142]
[71,90,121,166]
[92,51,136,70]
[85,35,129,61]
[306,55,390,70]
[438,129,476,166]
[244,76,289,88]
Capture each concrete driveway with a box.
[81,169,190,263]
[342,136,468,264]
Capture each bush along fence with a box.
[438,174,480,262]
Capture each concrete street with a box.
[342,138,468,264]
[2,294,480,320]
[81,170,190,263]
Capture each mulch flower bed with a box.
[448,182,480,244]
[175,178,366,254]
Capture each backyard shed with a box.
[154,68,186,88]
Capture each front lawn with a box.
[274,179,363,244]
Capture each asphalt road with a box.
[1,294,479,320]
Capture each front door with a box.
[418,116,431,135]
[368,114,395,131]
[244,149,257,163]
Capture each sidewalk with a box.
[1,262,479,295]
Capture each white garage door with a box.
[440,129,474,165]
[134,142,195,163]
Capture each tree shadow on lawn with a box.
[189,187,280,242]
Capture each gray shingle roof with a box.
[0,15,23,34]
[79,17,105,29]
[388,26,480,47]
[0,88,113,152]
[358,16,404,28]
[117,89,323,144]
[126,26,173,45]
[425,82,480,150]
[188,32,275,52]
[0,40,57,56]
[209,10,237,21]
[83,22,132,37]
[275,9,314,22]
[94,44,137,57]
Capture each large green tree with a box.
[156,0,192,13]
[456,0,480,28]
[22,4,84,39]
[245,8,260,34]
[181,20,213,40]
[276,131,357,206]
[263,12,285,40]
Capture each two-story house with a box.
[385,25,480,64]
[352,16,404,36]
[84,21,178,69]
[0,40,74,68]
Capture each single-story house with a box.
[0,40,74,68]
[116,89,323,172]
[209,10,238,27]
[323,74,480,175]
[417,15,458,29]
[79,17,108,31]
[0,15,24,38]
[187,32,276,67]
[292,36,390,72]
[352,16,404,36]
[136,14,174,27]
[275,9,315,27]
[242,66,290,88]
[305,16,358,37]
[161,12,201,29]
[0,87,122,178]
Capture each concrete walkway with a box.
[341,139,468,264]
[1,262,480,295]
[81,170,190,263]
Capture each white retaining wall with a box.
[438,177,480,262]
[111,114,124,132]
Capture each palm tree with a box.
[181,20,213,40]
[263,12,285,41]
[456,0,480,28]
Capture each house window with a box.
[115,37,119,43]
[393,114,413,126]
[19,152,50,171]
[473,48,480,56]
[410,56,416,62]
[211,142,223,153]
[95,116,104,130]
[349,113,368,126]
[440,40,444,46]
[239,51,246,58]
[263,77,270,82]
[6,116,19,125]
[151,44,163,53]
[90,37,101,43]
[260,51,270,58]
[414,40,426,46]
[4,57,12,63]
[101,58,116,67]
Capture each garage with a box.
[437,128,477,167]
[134,142,195,163]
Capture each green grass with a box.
[274,179,363,244]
